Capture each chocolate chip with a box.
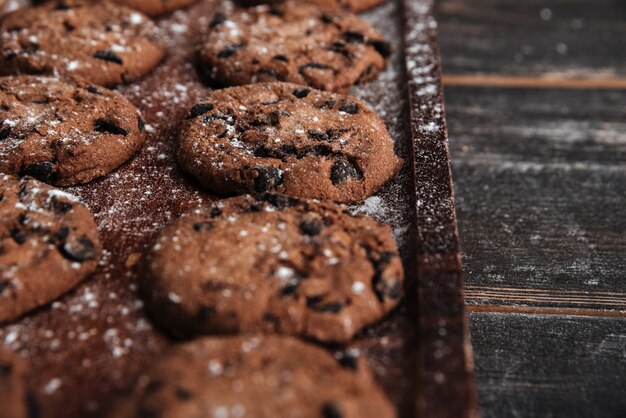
[26,391,41,418]
[254,167,283,192]
[21,162,55,183]
[217,45,239,59]
[320,14,333,24]
[209,12,226,28]
[0,126,12,141]
[369,40,392,58]
[11,228,26,244]
[372,252,402,302]
[292,87,310,98]
[86,86,99,94]
[307,130,331,141]
[63,20,75,32]
[53,2,71,11]
[197,306,216,320]
[299,218,323,236]
[339,102,359,114]
[94,119,128,136]
[93,50,123,64]
[0,362,12,375]
[187,103,214,119]
[344,31,364,43]
[268,6,284,16]
[193,221,213,231]
[53,226,70,242]
[258,193,298,210]
[331,160,362,185]
[175,387,193,400]
[0,280,9,296]
[50,197,73,214]
[210,206,222,218]
[273,54,288,62]
[322,402,343,418]
[138,116,145,132]
[306,296,344,313]
[279,280,300,296]
[60,236,96,262]
[318,100,336,110]
[337,353,358,370]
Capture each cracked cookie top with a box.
[140,193,404,343]
[199,2,391,92]
[0,175,102,323]
[0,0,165,86]
[176,82,401,203]
[0,75,145,186]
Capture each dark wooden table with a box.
[436,0,626,417]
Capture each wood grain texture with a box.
[437,0,626,78]
[445,86,626,309]
[443,74,626,89]
[469,312,626,418]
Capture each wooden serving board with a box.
[0,1,477,417]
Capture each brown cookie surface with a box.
[0,0,165,86]
[111,0,196,16]
[0,175,102,323]
[141,194,404,343]
[239,0,387,14]
[0,0,30,17]
[199,2,391,92]
[0,76,146,186]
[105,335,395,418]
[0,349,33,418]
[177,82,401,203]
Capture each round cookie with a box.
[239,0,387,14]
[105,335,395,418]
[141,194,404,343]
[0,349,34,418]
[177,82,401,203]
[0,175,102,323]
[199,2,391,92]
[0,76,146,186]
[109,0,197,16]
[0,0,165,86]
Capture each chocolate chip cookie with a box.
[177,82,401,203]
[141,194,404,343]
[105,335,395,418]
[0,349,33,418]
[0,0,165,86]
[199,2,391,92]
[0,76,146,186]
[239,0,387,14]
[0,175,102,323]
